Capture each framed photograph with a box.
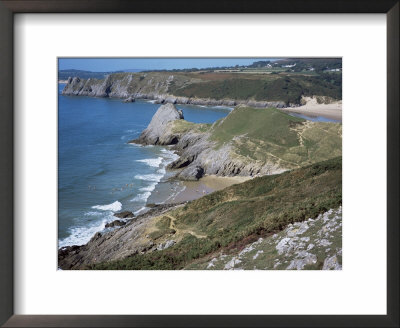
[1,0,398,327]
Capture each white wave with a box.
[84,211,101,216]
[157,167,166,175]
[58,217,110,248]
[160,149,179,161]
[135,173,163,182]
[92,200,122,212]
[139,183,157,192]
[128,143,154,148]
[131,191,151,202]
[214,105,234,111]
[136,157,163,168]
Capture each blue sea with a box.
[58,84,231,247]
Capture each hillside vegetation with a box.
[169,73,341,104]
[208,107,342,170]
[91,156,342,270]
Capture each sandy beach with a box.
[281,97,342,121]
[168,175,251,203]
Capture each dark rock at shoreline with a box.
[179,165,204,180]
[123,97,135,103]
[167,155,195,169]
[58,245,81,260]
[114,211,135,219]
[90,232,102,242]
[105,220,126,228]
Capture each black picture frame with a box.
[0,1,398,327]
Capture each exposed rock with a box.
[204,207,342,271]
[123,97,135,103]
[178,165,204,181]
[157,240,176,250]
[133,103,184,145]
[90,232,102,242]
[224,257,241,270]
[105,220,126,228]
[114,211,135,219]
[207,258,217,269]
[287,252,317,270]
[322,255,342,270]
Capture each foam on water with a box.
[135,173,164,182]
[131,191,152,202]
[58,213,114,247]
[140,184,157,192]
[136,157,163,167]
[92,200,122,212]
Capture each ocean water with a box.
[58,84,231,247]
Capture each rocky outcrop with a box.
[130,104,286,180]
[133,103,184,145]
[114,211,134,219]
[105,220,126,228]
[123,97,135,103]
[202,207,342,270]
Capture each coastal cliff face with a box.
[62,72,295,108]
[132,104,342,181]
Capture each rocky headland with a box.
[130,103,342,181]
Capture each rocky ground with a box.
[186,207,342,270]
[58,203,184,269]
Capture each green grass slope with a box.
[169,74,341,104]
[209,106,342,169]
[91,156,342,270]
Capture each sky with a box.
[58,58,280,72]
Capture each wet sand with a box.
[168,175,251,203]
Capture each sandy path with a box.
[164,214,207,239]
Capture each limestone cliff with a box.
[135,103,184,145]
